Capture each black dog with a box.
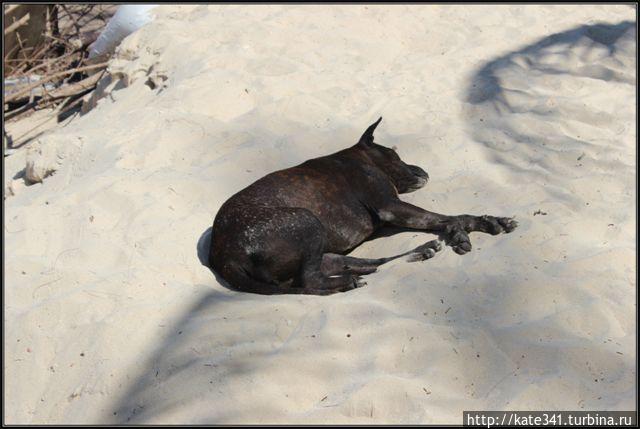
[209,118,517,295]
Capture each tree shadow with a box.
[102,262,355,423]
[467,20,635,107]
[103,20,636,423]
[459,18,636,411]
[103,288,291,423]
[464,20,635,183]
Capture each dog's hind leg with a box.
[213,206,365,295]
[295,238,368,295]
[223,264,358,296]
[321,239,442,277]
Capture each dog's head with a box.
[357,117,429,193]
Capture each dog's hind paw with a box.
[406,239,443,262]
[353,276,367,289]
[445,226,472,255]
[332,274,366,291]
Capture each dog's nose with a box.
[409,165,429,180]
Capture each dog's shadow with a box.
[197,226,237,291]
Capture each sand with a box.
[4,5,636,424]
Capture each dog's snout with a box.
[409,165,429,180]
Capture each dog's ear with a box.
[358,117,382,146]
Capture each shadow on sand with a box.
[103,19,636,424]
[464,20,635,181]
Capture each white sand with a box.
[4,5,636,424]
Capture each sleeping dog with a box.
[209,118,517,295]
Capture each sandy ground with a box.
[4,5,636,424]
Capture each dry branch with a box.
[46,70,104,99]
[4,71,104,122]
[4,5,116,123]
[4,62,108,104]
[4,4,21,15]
[4,12,30,36]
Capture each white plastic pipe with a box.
[89,5,158,59]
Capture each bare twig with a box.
[47,4,60,38]
[5,62,108,104]
[22,47,81,76]
[4,5,115,122]
[15,31,26,54]
[3,44,22,62]
[45,69,104,100]
[61,5,82,35]
[5,70,105,121]
[43,33,76,50]
[4,100,40,121]
[4,4,21,15]
[10,48,50,77]
[4,12,30,36]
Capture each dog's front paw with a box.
[499,217,518,233]
[480,215,518,235]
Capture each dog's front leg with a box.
[377,200,517,254]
